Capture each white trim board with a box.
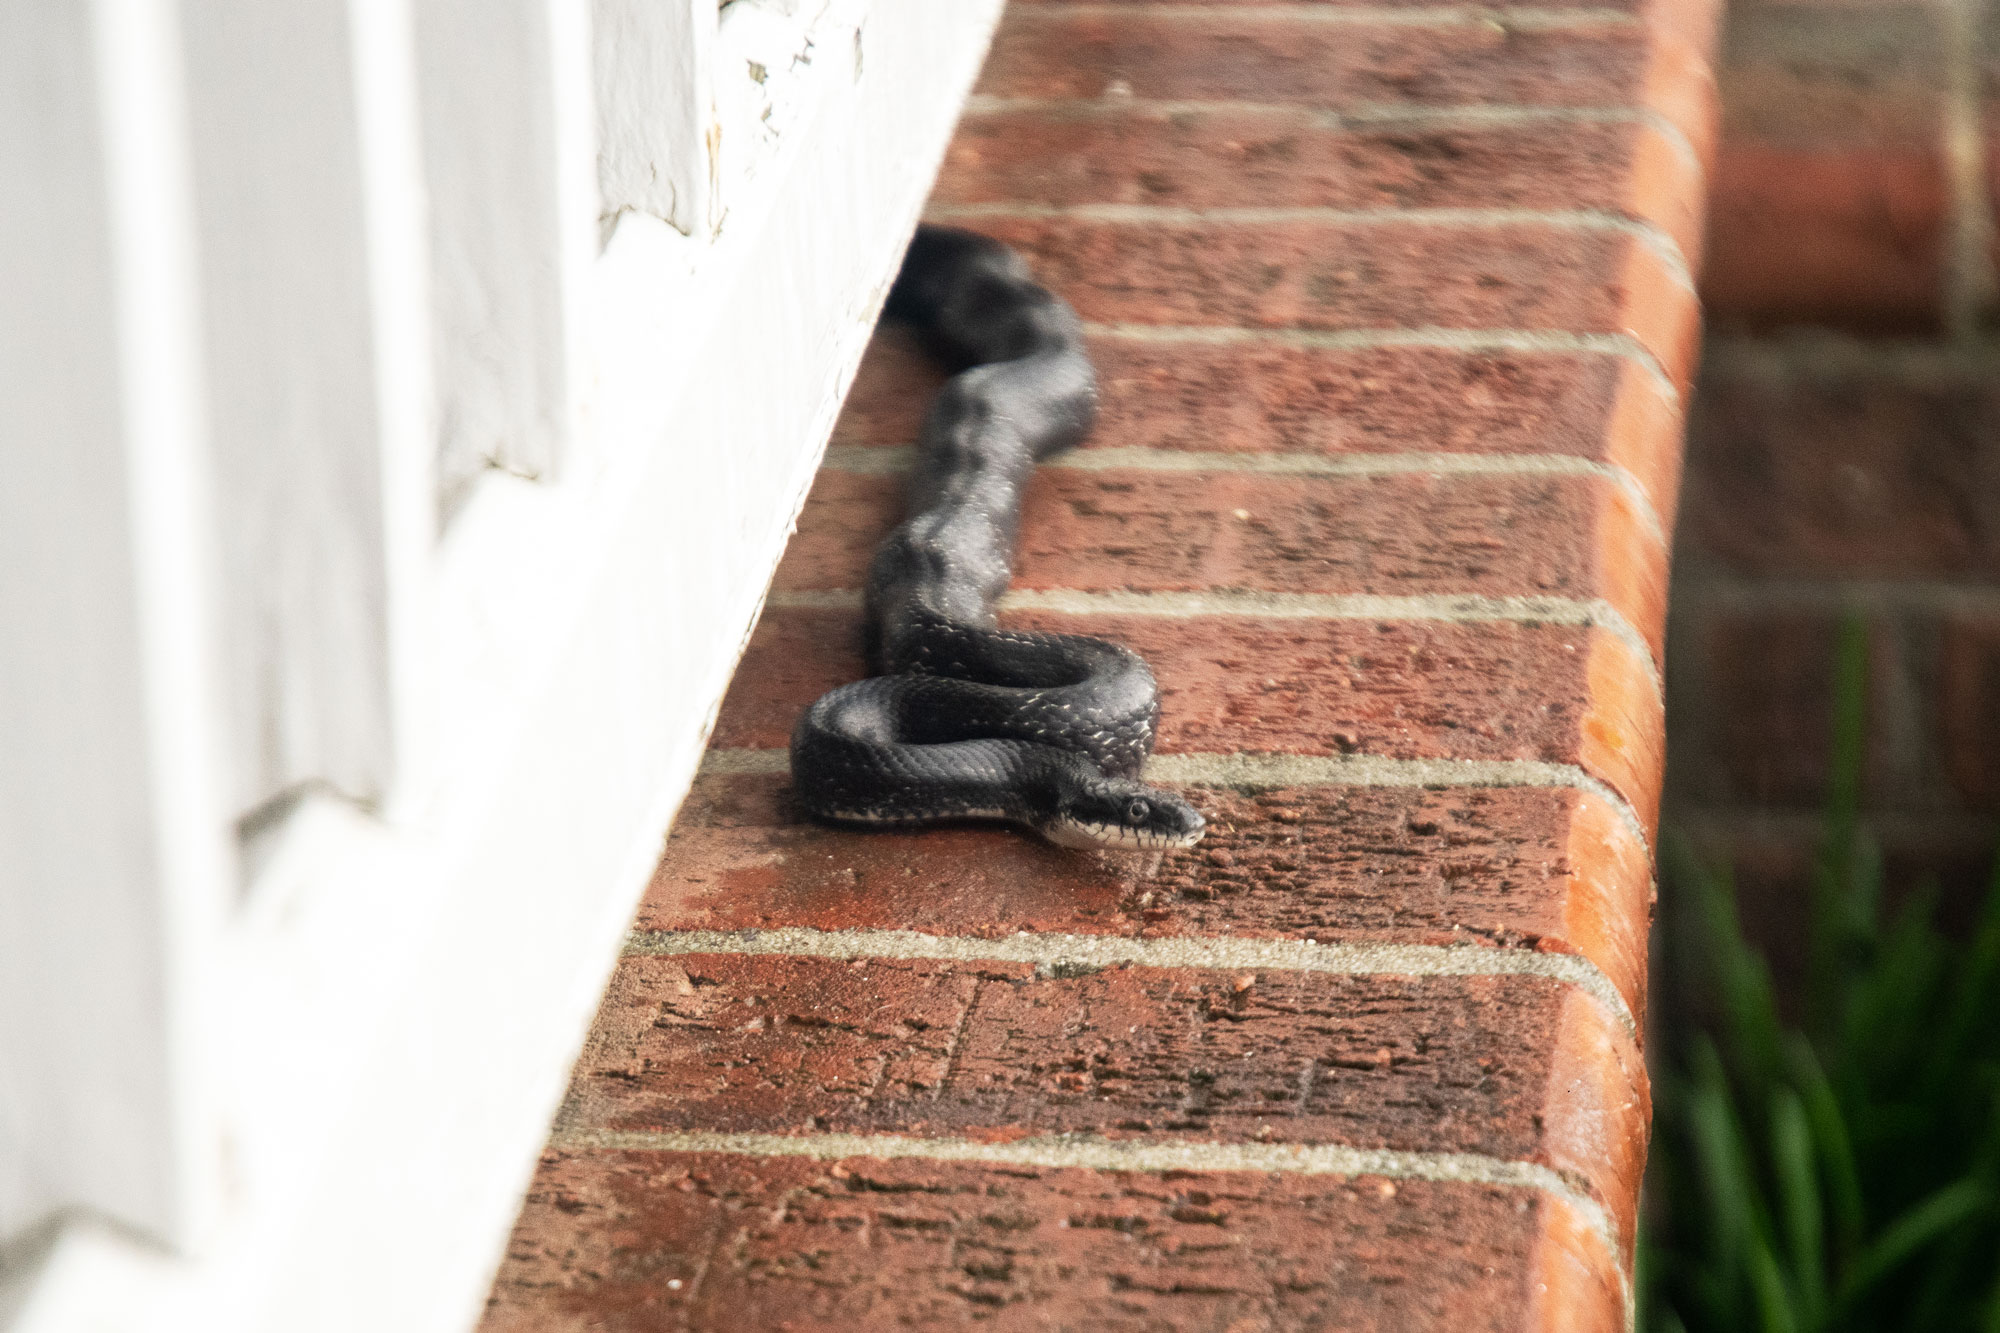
[1,1,1005,1329]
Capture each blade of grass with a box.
[1900,1082,2000,1331]
[1897,1201,1993,1333]
[1688,1042,1758,1287]
[1927,854,2000,1097]
[1835,1178,1992,1314]
[1770,1087,1826,1329]
[1670,833,1787,1095]
[1787,1035,1865,1260]
[1844,881,1943,1086]
[1748,1234,1802,1333]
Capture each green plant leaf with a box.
[1927,855,2000,1099]
[1836,1178,1993,1313]
[1844,880,1943,1095]
[1649,622,2000,1332]
[1669,832,1786,1096]
[1688,1071,1752,1280]
[1787,1035,1864,1260]
[1770,1087,1825,1327]
[1748,1233,1801,1333]
[1982,1250,2000,1333]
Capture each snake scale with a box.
[788,225,1206,852]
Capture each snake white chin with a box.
[1044,819,1204,852]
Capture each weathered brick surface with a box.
[1703,0,1946,330]
[962,214,1699,389]
[639,776,1654,1017]
[1704,143,1946,332]
[486,0,1714,1320]
[1669,609,1847,808]
[1681,361,2000,579]
[1666,605,1943,812]
[1942,616,2000,813]
[1008,0,1642,9]
[938,107,1706,266]
[977,13,1660,118]
[833,329,1686,523]
[1666,357,2000,1021]
[777,468,1666,655]
[1666,813,2000,1026]
[560,956,1647,1241]
[482,1154,1624,1333]
[713,609,1665,831]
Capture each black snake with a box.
[788,225,1205,852]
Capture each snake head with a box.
[1044,774,1206,852]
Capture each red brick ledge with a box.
[482,0,1720,1324]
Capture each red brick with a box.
[1680,363,2000,578]
[1528,1195,1629,1333]
[1662,814,1999,1025]
[1008,0,1641,9]
[1674,610,1843,808]
[712,608,1664,830]
[937,108,1707,267]
[483,0,1706,1316]
[1644,0,1729,66]
[1722,1,1942,147]
[1666,608,1936,810]
[561,955,1647,1239]
[480,1153,1624,1333]
[1942,616,2000,812]
[832,329,1687,524]
[1703,0,1946,328]
[829,325,945,446]
[641,777,1654,1019]
[1607,355,1687,529]
[976,13,1656,115]
[776,468,1667,656]
[963,214,1699,389]
[1701,143,1947,332]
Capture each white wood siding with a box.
[594,0,718,238]
[414,0,595,514]
[0,0,228,1252]
[0,0,1004,1328]
[180,0,404,814]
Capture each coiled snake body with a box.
[788,225,1205,851]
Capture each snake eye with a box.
[1124,798,1151,825]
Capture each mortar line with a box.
[1076,322,1680,401]
[926,201,1693,292]
[1672,574,2000,617]
[1013,3,1636,27]
[544,1125,1629,1300]
[1941,0,1997,339]
[958,97,1704,179]
[697,747,1652,850]
[761,586,1663,691]
[622,924,1634,1036]
[1673,805,2000,844]
[1700,331,2000,381]
[818,444,1670,548]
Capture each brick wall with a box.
[1669,0,2000,980]
[480,0,1722,1327]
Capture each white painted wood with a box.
[0,0,230,1250]
[413,0,598,515]
[348,0,443,825]
[178,0,402,814]
[594,0,718,237]
[3,0,1004,1326]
